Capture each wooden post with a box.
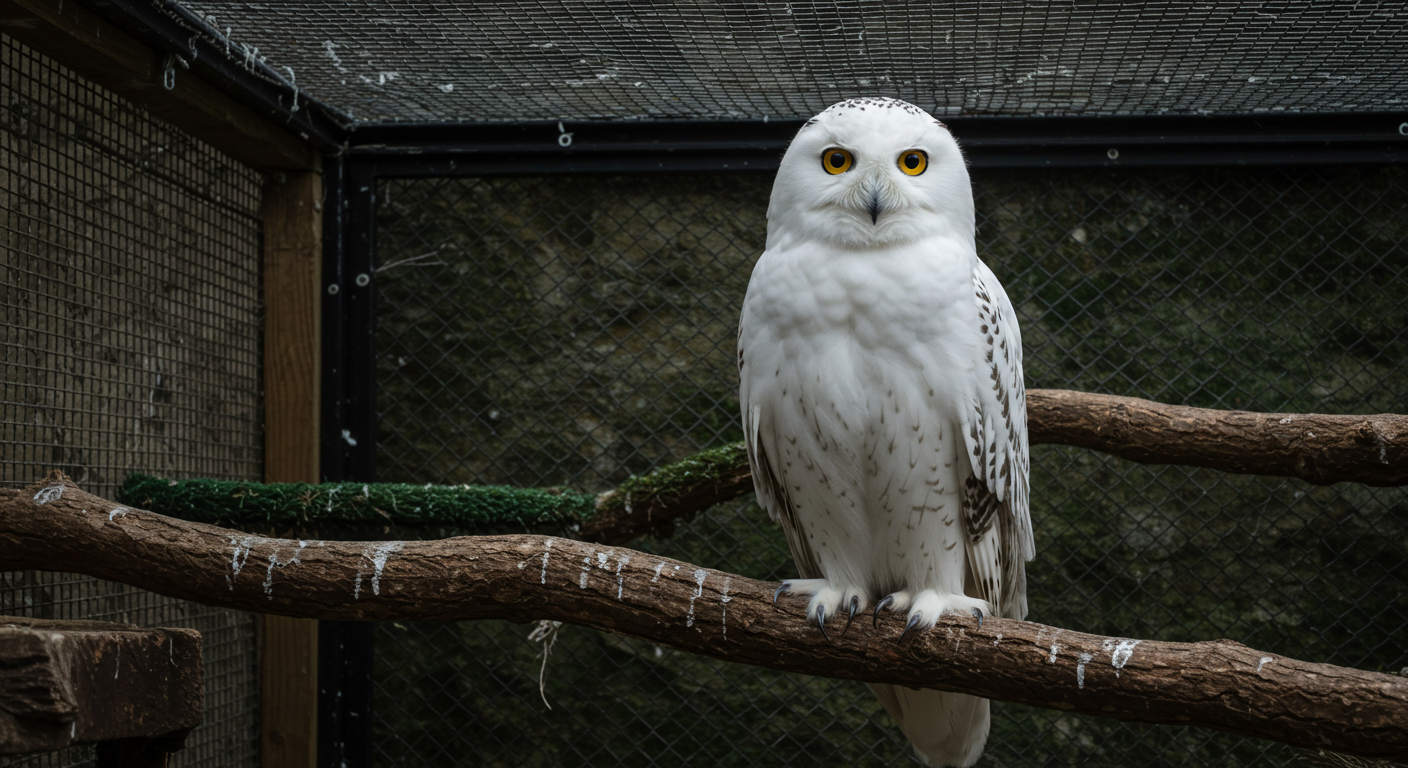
[261,171,323,768]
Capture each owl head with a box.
[767,98,974,250]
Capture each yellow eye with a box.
[898,150,928,176]
[821,147,854,174]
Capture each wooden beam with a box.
[260,616,318,768]
[0,0,317,170]
[263,171,324,485]
[260,171,323,768]
[0,617,203,757]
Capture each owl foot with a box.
[898,590,993,638]
[773,578,869,640]
[843,595,860,635]
[872,589,912,628]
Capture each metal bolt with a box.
[327,284,339,295]
[355,273,371,287]
[1107,148,1120,160]
[1399,122,1408,136]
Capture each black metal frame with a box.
[349,113,1408,175]
[314,113,1407,767]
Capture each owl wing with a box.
[959,260,1034,620]
[738,294,824,581]
[743,401,821,580]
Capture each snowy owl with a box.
[738,98,1033,767]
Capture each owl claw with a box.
[899,611,923,641]
[842,595,859,634]
[773,582,790,603]
[815,604,830,642]
[971,607,984,628]
[873,594,895,628]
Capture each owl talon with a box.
[773,582,791,603]
[815,604,830,642]
[843,595,859,634]
[971,607,984,628]
[873,594,895,628]
[900,611,923,641]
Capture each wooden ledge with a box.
[0,617,203,758]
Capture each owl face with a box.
[767,98,974,250]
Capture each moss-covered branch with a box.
[118,442,753,544]
[579,442,751,544]
[121,390,1408,542]
[118,474,596,533]
[4,474,1406,762]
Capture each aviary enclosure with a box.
[1,2,1405,767]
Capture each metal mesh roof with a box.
[171,1,1407,125]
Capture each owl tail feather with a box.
[867,683,990,767]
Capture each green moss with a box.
[596,441,748,518]
[116,442,752,534]
[118,473,597,532]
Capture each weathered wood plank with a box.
[0,617,202,756]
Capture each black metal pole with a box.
[343,113,1408,172]
[317,152,378,768]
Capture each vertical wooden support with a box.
[261,170,323,768]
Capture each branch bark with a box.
[1026,389,1408,487]
[3,475,1404,761]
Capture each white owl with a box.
[738,98,1033,767]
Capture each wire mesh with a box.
[174,1,1408,123]
[0,34,263,768]
[372,165,1408,767]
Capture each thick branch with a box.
[3,475,1404,761]
[1026,389,1408,487]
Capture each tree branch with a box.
[1026,389,1408,487]
[3,474,1404,761]
[582,442,752,544]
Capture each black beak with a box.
[867,189,882,225]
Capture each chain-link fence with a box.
[0,34,262,768]
[371,165,1407,767]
